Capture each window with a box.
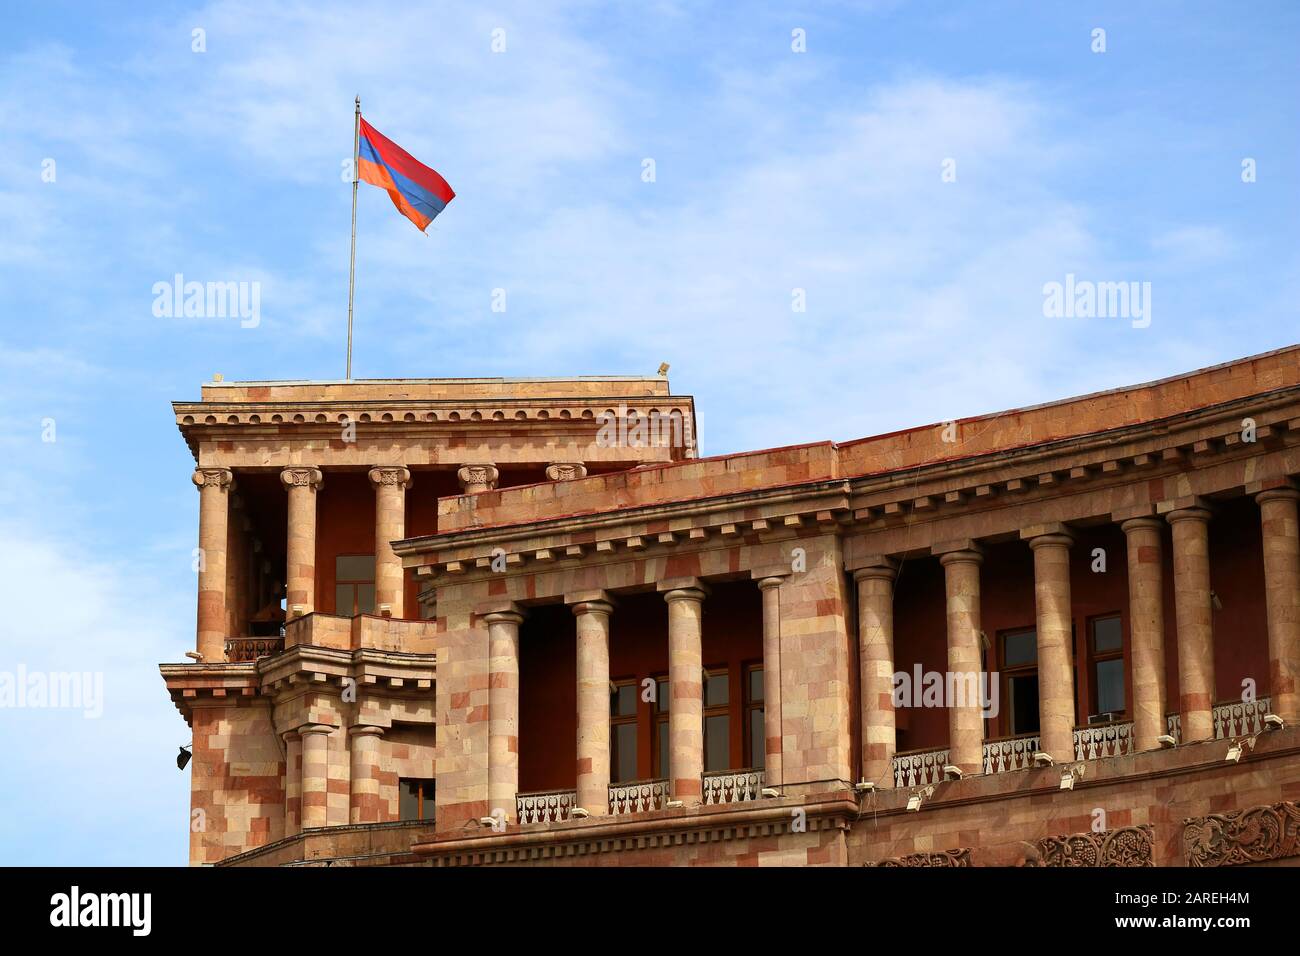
[610,679,639,783]
[651,676,669,779]
[1001,629,1039,736]
[744,664,764,769]
[398,778,435,821]
[1089,615,1125,719]
[335,555,375,616]
[703,667,730,772]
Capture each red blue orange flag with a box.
[357,117,455,231]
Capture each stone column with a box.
[368,466,411,618]
[757,576,785,787]
[1122,516,1169,751]
[348,725,384,824]
[1257,487,1300,724]
[663,581,708,802]
[192,467,234,662]
[1168,504,1216,742]
[939,548,984,775]
[855,561,898,787]
[298,724,332,829]
[545,462,588,481]
[457,464,499,494]
[572,596,613,814]
[281,467,323,617]
[283,730,302,837]
[1025,529,1076,763]
[485,605,524,821]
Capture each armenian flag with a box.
[357,117,455,231]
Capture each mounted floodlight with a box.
[1264,714,1285,731]
[854,780,876,793]
[760,787,780,798]
[1032,751,1054,767]
[942,764,963,781]
[176,745,192,771]
[570,807,591,819]
[1059,764,1085,791]
[1156,734,1177,748]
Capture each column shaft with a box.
[299,725,331,829]
[1028,532,1076,762]
[1123,517,1169,750]
[485,609,524,821]
[281,468,322,616]
[855,565,897,787]
[573,600,613,813]
[666,586,707,800]
[193,468,233,661]
[369,466,410,617]
[349,726,384,824]
[757,577,785,787]
[1258,488,1300,723]
[283,731,302,836]
[1169,506,1215,742]
[940,550,984,774]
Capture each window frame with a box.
[334,553,376,617]
[1086,613,1127,720]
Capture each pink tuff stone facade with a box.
[162,351,1300,867]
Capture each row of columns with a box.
[485,575,786,819]
[855,486,1300,784]
[281,723,387,835]
[193,461,590,660]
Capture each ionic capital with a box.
[545,462,588,481]
[192,467,234,491]
[368,465,412,489]
[457,463,499,493]
[280,467,324,491]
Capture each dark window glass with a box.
[1096,659,1125,714]
[612,683,638,717]
[749,668,764,702]
[399,780,419,820]
[1092,616,1123,653]
[336,555,375,580]
[704,672,729,707]
[1004,630,1037,667]
[705,714,730,771]
[655,720,669,778]
[655,678,669,712]
[1008,674,1040,735]
[612,723,638,782]
[749,713,765,770]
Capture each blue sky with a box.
[0,1,1295,864]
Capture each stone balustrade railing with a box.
[983,733,1041,774]
[702,769,765,805]
[892,747,951,787]
[225,637,284,662]
[1214,697,1271,738]
[516,789,577,824]
[609,779,670,815]
[1074,720,1133,760]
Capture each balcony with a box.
[225,636,284,662]
[1165,697,1272,743]
[893,747,951,787]
[516,788,577,824]
[702,769,765,805]
[982,733,1040,774]
[609,779,670,815]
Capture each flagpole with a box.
[346,95,360,380]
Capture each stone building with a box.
[161,348,1300,867]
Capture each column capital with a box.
[1166,505,1212,525]
[348,724,385,738]
[571,598,614,618]
[1020,522,1074,546]
[659,577,710,603]
[933,539,983,560]
[853,558,898,583]
[1025,531,1074,551]
[280,466,323,490]
[545,462,588,481]
[296,723,334,738]
[483,607,526,626]
[368,465,411,489]
[192,467,234,491]
[757,575,787,591]
[938,547,983,568]
[1256,486,1300,506]
[1120,515,1164,534]
[457,463,499,492]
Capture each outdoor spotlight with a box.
[1264,714,1285,731]
[1032,751,1055,767]
[379,603,393,618]
[1156,734,1177,748]
[1225,742,1243,764]
[176,745,192,770]
[291,604,305,619]
[942,764,963,781]
[570,807,590,819]
[905,785,934,812]
[478,816,499,827]
[184,651,204,662]
[1059,764,1084,791]
[666,799,684,809]
[854,780,876,793]
[657,362,670,376]
[760,787,780,798]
